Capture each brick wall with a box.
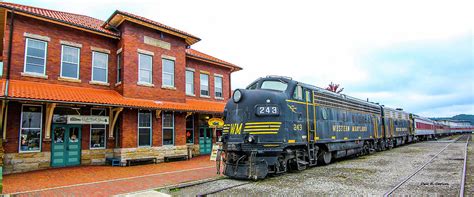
[2,14,118,89]
[119,21,188,102]
[186,58,232,102]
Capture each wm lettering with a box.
[230,123,243,135]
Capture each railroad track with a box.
[195,181,251,197]
[159,176,251,197]
[383,134,471,197]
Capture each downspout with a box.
[2,10,15,140]
[228,68,234,99]
[6,10,14,85]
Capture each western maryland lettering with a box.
[332,125,368,132]
[395,127,408,132]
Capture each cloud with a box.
[348,35,473,116]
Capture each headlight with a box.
[233,89,242,103]
[246,135,256,143]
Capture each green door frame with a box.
[51,124,82,167]
[199,127,213,155]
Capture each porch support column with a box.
[108,107,123,139]
[1,100,7,140]
[44,103,56,141]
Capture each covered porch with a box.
[0,79,226,174]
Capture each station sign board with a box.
[67,115,109,125]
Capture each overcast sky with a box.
[10,0,474,117]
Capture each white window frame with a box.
[19,104,43,153]
[200,73,209,97]
[185,70,194,96]
[90,108,107,150]
[162,112,175,146]
[214,76,223,98]
[138,110,152,147]
[117,53,122,83]
[60,45,81,79]
[162,58,175,87]
[23,38,48,75]
[91,51,109,83]
[138,53,153,84]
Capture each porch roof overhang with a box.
[5,80,225,114]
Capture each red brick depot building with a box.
[0,2,241,174]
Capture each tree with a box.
[326,82,344,93]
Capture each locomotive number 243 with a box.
[256,105,279,116]
[293,124,303,131]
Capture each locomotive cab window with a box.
[260,80,288,92]
[293,85,303,100]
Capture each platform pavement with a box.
[2,156,220,196]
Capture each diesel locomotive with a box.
[217,76,472,180]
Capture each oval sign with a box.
[208,118,224,128]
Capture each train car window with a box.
[305,90,312,103]
[261,80,288,91]
[321,108,328,120]
[293,85,303,100]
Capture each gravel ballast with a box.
[161,135,472,196]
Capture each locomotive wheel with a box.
[318,150,332,165]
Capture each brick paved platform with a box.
[3,156,220,196]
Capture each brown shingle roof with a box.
[186,49,242,71]
[0,2,119,37]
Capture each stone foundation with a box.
[3,152,50,174]
[191,144,201,157]
[81,149,114,165]
[113,145,191,164]
[3,144,202,174]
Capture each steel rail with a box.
[383,135,465,197]
[195,181,251,197]
[459,135,470,197]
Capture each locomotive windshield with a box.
[260,80,288,91]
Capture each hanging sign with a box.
[208,118,224,128]
[67,115,109,125]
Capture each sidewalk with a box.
[3,156,220,196]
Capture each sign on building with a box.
[208,118,224,128]
[66,115,109,124]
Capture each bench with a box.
[106,157,121,166]
[164,154,188,162]
[126,158,157,166]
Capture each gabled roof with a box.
[104,10,200,45]
[0,2,201,44]
[0,2,119,38]
[186,49,242,71]
[7,80,225,113]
